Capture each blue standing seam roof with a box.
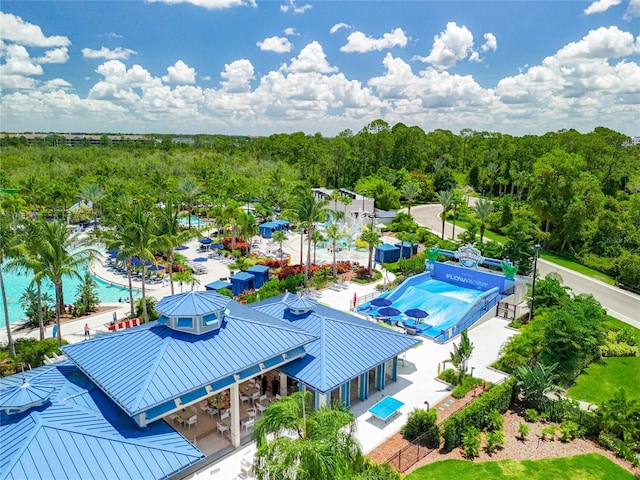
[230,271,255,281]
[0,362,203,480]
[154,290,230,317]
[63,300,318,417]
[254,293,421,393]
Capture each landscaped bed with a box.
[404,453,635,480]
[567,356,640,405]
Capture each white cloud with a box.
[94,60,160,88]
[82,46,137,60]
[257,36,293,53]
[283,28,298,36]
[0,12,70,47]
[0,44,43,76]
[481,33,497,52]
[554,26,638,60]
[162,60,196,84]
[624,0,640,20]
[147,0,256,8]
[584,0,621,15]
[340,28,408,53]
[284,41,338,73]
[34,47,69,64]
[280,0,311,14]
[220,59,254,92]
[330,23,351,34]
[416,22,474,70]
[41,78,73,91]
[469,51,481,63]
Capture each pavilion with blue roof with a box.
[0,289,420,479]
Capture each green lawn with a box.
[405,454,634,480]
[538,251,616,285]
[567,356,640,405]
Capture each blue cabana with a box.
[394,241,418,259]
[375,243,400,264]
[204,280,232,291]
[259,222,280,239]
[273,219,290,230]
[230,271,255,295]
[247,265,270,289]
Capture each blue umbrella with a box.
[107,249,119,258]
[192,257,208,262]
[199,237,213,245]
[175,245,189,251]
[405,308,429,319]
[371,297,392,307]
[148,265,165,271]
[378,307,401,317]
[211,243,224,250]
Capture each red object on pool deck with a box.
[108,318,140,331]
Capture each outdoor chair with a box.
[259,394,268,404]
[242,418,254,432]
[220,410,230,421]
[185,415,197,430]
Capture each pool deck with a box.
[2,231,518,479]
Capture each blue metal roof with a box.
[155,290,230,317]
[0,362,203,480]
[377,243,399,251]
[204,280,232,290]
[0,379,54,414]
[254,293,421,393]
[63,301,317,419]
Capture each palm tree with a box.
[177,177,203,228]
[154,198,198,295]
[435,190,454,240]
[473,198,493,243]
[121,204,157,323]
[238,211,258,254]
[296,195,328,284]
[401,182,421,217]
[272,230,287,264]
[36,220,94,347]
[450,329,474,376]
[0,213,17,356]
[341,195,352,224]
[359,230,381,274]
[223,203,242,253]
[78,184,107,230]
[253,390,364,480]
[311,229,325,265]
[19,173,42,219]
[325,223,342,278]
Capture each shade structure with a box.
[247,264,270,289]
[107,249,119,259]
[130,257,152,267]
[377,307,401,317]
[204,280,232,291]
[371,297,392,307]
[211,243,224,250]
[404,308,429,319]
[0,381,54,415]
[192,257,208,262]
[175,245,189,251]
[199,237,213,245]
[147,265,165,271]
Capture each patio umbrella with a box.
[371,297,392,307]
[377,307,401,318]
[199,237,213,245]
[148,265,165,271]
[175,245,189,251]
[192,257,208,262]
[211,243,224,250]
[405,308,429,320]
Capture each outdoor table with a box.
[368,396,404,423]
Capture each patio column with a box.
[229,382,241,447]
[358,372,369,400]
[376,364,386,391]
[279,372,287,397]
[340,381,350,407]
[392,356,398,382]
[316,392,327,409]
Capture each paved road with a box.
[410,204,640,328]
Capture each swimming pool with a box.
[1,265,137,328]
[360,273,494,340]
[178,216,210,228]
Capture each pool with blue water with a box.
[1,265,136,328]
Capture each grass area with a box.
[538,251,615,285]
[405,454,635,480]
[567,356,640,405]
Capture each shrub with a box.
[524,408,539,423]
[540,425,557,441]
[485,410,504,432]
[442,378,515,451]
[518,422,530,440]
[402,408,440,447]
[462,427,481,459]
[484,430,506,454]
[438,368,459,385]
[451,376,483,399]
[599,431,640,467]
[559,421,582,442]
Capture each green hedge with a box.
[441,378,515,451]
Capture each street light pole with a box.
[529,244,541,322]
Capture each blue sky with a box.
[1,0,639,137]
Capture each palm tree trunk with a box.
[299,230,304,266]
[37,280,44,340]
[168,250,175,295]
[126,260,135,317]
[332,240,337,278]
[441,210,446,240]
[368,247,374,272]
[0,266,16,357]
[305,228,312,284]
[141,264,149,322]
[55,281,63,348]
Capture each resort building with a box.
[0,290,419,479]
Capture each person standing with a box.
[84,323,90,338]
[261,375,268,395]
